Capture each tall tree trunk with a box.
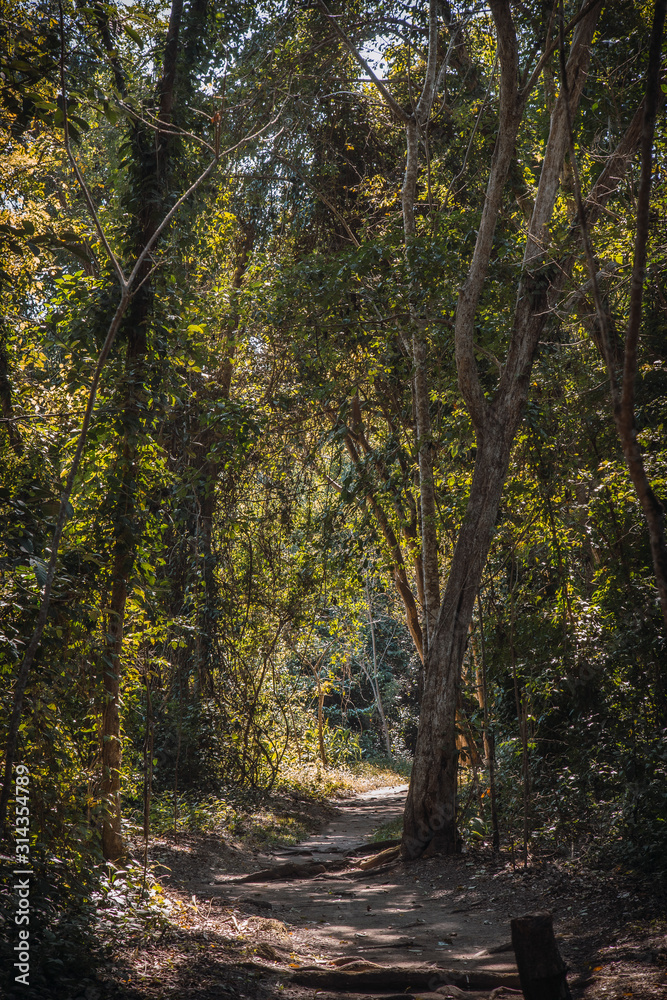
[402,0,601,857]
[100,0,184,860]
[194,222,255,692]
[475,592,499,849]
[365,579,394,760]
[316,0,637,859]
[510,572,530,868]
[402,3,441,651]
[340,428,424,658]
[570,0,667,630]
[413,325,440,649]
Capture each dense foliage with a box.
[0,0,665,986]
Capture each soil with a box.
[65,786,667,1000]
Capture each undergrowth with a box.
[128,759,410,841]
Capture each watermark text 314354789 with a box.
[13,764,31,987]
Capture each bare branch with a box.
[557,8,618,393]
[495,0,601,412]
[314,0,409,123]
[414,0,439,122]
[59,1,126,289]
[117,100,216,154]
[522,0,603,99]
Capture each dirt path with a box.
[217,784,520,985]
[112,785,666,1000]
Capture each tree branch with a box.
[314,0,409,123]
[496,0,601,410]
[559,0,667,629]
[454,0,520,432]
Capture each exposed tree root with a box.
[229,842,403,883]
[288,963,522,991]
[357,845,402,869]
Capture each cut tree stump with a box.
[510,912,572,1000]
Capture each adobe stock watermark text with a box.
[13,764,31,987]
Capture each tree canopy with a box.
[1,0,666,987]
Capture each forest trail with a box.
[139,785,666,1000]
[218,783,521,986]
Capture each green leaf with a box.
[102,102,120,126]
[30,557,48,588]
[123,24,144,48]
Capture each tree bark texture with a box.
[403,420,513,856]
[511,912,572,1000]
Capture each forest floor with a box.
[45,784,667,1000]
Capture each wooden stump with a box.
[511,912,572,1000]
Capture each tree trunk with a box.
[511,913,572,1000]
[403,421,511,856]
[0,0,219,845]
[99,0,184,860]
[101,569,127,859]
[603,0,667,629]
[510,575,530,868]
[316,671,328,768]
[365,579,393,760]
[474,593,499,849]
[402,0,601,858]
[341,429,424,659]
[194,222,255,692]
[413,324,440,649]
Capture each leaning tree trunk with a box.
[101,318,148,859]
